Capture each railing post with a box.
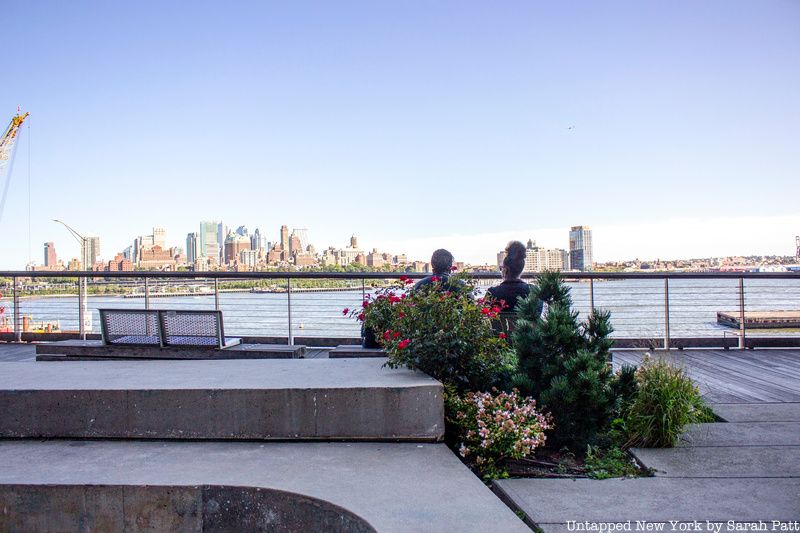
[144,277,151,310]
[663,278,670,350]
[214,278,219,310]
[589,277,595,315]
[738,277,746,350]
[287,277,293,346]
[12,276,21,343]
[78,274,86,341]
[361,278,366,303]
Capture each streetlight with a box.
[53,219,90,339]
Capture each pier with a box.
[717,310,800,329]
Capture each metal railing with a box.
[1,270,798,349]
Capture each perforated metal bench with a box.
[100,309,241,349]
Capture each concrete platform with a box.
[493,477,800,526]
[678,421,800,447]
[34,339,306,360]
[632,445,800,477]
[711,402,800,422]
[0,359,443,440]
[329,345,387,358]
[0,441,529,533]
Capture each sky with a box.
[1,0,798,268]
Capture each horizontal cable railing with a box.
[1,271,798,348]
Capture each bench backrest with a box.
[99,309,226,348]
[159,310,225,348]
[99,309,162,346]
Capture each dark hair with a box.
[503,241,526,279]
[430,249,454,274]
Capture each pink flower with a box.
[342,308,349,315]
[357,313,365,321]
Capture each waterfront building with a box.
[198,221,219,260]
[224,232,252,265]
[137,245,176,270]
[238,249,258,270]
[86,236,101,267]
[569,226,594,272]
[107,253,133,272]
[43,242,57,267]
[186,233,198,264]
[523,239,568,272]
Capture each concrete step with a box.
[493,477,800,527]
[35,339,306,359]
[0,359,443,441]
[711,402,800,422]
[632,445,800,478]
[0,441,529,533]
[678,422,800,447]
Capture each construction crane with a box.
[0,108,30,224]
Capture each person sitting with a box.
[488,241,530,333]
[413,248,464,292]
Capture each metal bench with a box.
[100,309,241,349]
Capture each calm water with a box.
[4,278,799,338]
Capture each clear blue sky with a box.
[2,0,798,267]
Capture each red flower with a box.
[404,278,414,285]
[357,313,365,321]
[389,295,401,304]
[499,299,508,309]
[342,308,349,315]
[481,307,491,315]
[492,306,501,314]
[393,331,401,338]
[362,300,369,308]
[399,275,408,283]
[431,276,440,282]
[398,339,411,350]
[398,311,406,318]
[451,265,458,272]
[498,333,508,340]
[383,330,392,341]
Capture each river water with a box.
[4,278,799,338]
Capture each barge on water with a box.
[717,310,800,329]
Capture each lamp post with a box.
[53,219,89,340]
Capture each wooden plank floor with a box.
[613,349,800,404]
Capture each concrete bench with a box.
[100,309,241,349]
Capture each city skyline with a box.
[1,1,799,269]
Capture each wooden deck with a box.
[613,349,800,403]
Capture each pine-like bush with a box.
[511,271,617,450]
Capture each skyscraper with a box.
[86,236,101,267]
[186,233,198,264]
[198,221,219,260]
[569,226,593,272]
[43,242,57,267]
[280,225,289,251]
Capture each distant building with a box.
[186,233,198,264]
[86,236,100,267]
[224,232,251,265]
[44,242,57,267]
[198,221,219,260]
[107,253,133,272]
[569,226,593,271]
[137,245,176,270]
[522,239,568,272]
[239,249,258,270]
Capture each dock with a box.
[717,310,800,329]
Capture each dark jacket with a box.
[412,273,466,293]
[487,279,530,312]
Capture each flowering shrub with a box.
[447,388,552,478]
[345,274,515,392]
[381,274,517,393]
